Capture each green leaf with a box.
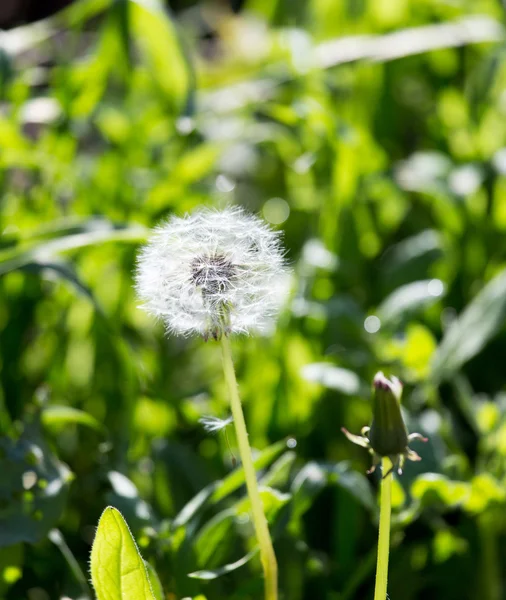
[106,472,155,532]
[210,440,286,503]
[192,487,289,578]
[193,508,236,569]
[188,549,258,580]
[411,474,470,508]
[171,443,286,532]
[42,405,106,433]
[289,462,375,528]
[129,0,190,111]
[290,463,328,523]
[301,363,365,396]
[431,269,506,382]
[234,486,291,525]
[0,418,73,547]
[381,229,443,281]
[20,261,102,313]
[61,0,113,28]
[172,144,221,185]
[91,506,156,600]
[195,487,288,566]
[172,483,218,529]
[432,529,468,564]
[0,544,24,597]
[260,451,296,488]
[0,222,148,276]
[394,154,452,195]
[328,463,376,513]
[48,529,91,598]
[377,279,445,327]
[145,562,164,600]
[463,473,506,514]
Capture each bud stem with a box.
[374,458,393,600]
[221,336,278,600]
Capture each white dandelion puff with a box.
[199,415,234,434]
[135,207,290,339]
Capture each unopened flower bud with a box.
[341,371,428,476]
[369,372,408,458]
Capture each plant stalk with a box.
[479,512,501,600]
[374,458,393,600]
[221,335,278,600]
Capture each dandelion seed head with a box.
[135,207,290,338]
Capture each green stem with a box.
[374,458,392,600]
[221,335,278,600]
[479,512,501,600]
[48,529,92,599]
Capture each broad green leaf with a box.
[91,506,155,600]
[193,508,236,568]
[463,473,506,514]
[432,529,468,564]
[377,279,445,327]
[411,474,470,508]
[42,405,105,433]
[379,324,437,381]
[431,269,506,382]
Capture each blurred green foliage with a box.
[2,0,506,598]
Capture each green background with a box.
[1,0,506,598]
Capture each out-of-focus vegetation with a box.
[2,0,506,598]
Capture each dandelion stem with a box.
[374,457,393,600]
[221,335,278,600]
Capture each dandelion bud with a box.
[369,372,408,458]
[134,207,290,339]
[341,371,428,476]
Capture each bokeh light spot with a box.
[263,198,290,225]
[364,315,381,333]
